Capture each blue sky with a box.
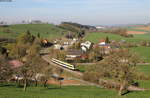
[0,0,150,25]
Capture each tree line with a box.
[98,28,133,38]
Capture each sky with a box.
[0,0,150,25]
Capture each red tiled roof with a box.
[99,39,105,42]
[9,60,23,68]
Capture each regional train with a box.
[51,58,76,70]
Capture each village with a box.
[41,36,119,62]
[0,21,150,98]
[0,21,150,97]
[1,0,150,97]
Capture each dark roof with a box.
[67,49,83,55]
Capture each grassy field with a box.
[85,32,150,62]
[0,84,150,98]
[77,64,150,75]
[85,32,150,43]
[127,26,150,33]
[136,64,150,89]
[1,25,150,98]
[1,65,150,98]
[137,65,150,75]
[0,24,68,39]
[131,46,150,62]
[76,65,89,72]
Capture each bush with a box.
[135,72,150,80]
[140,41,150,47]
[3,29,13,33]
[99,28,132,38]
[83,72,100,83]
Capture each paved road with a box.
[77,63,150,66]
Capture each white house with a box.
[54,44,63,50]
[81,41,92,52]
[96,26,105,29]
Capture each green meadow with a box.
[127,26,150,33]
[85,32,150,43]
[0,84,150,98]
[1,64,150,98]
[137,65,150,75]
[1,25,150,98]
[85,32,150,62]
[0,24,68,39]
[131,46,150,62]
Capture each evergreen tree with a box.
[105,36,110,43]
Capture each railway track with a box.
[42,55,149,91]
[42,55,83,78]
[42,55,104,87]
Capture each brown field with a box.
[136,26,150,31]
[47,79,82,86]
[127,31,147,34]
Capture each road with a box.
[137,63,150,65]
[77,63,150,66]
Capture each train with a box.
[51,58,76,70]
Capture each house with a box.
[42,39,53,47]
[99,39,111,48]
[81,41,92,52]
[54,44,64,50]
[69,38,78,45]
[96,39,112,54]
[99,39,106,46]
[96,26,105,29]
[64,42,69,45]
[66,49,83,60]
[9,60,23,68]
[42,39,48,44]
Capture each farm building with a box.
[96,26,105,29]
[92,39,112,55]
[99,39,106,46]
[66,49,83,60]
[54,44,64,50]
[41,39,53,47]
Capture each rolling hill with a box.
[85,32,150,43]
[0,24,69,39]
[85,30,150,62]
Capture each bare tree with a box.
[84,49,139,95]
[0,55,13,83]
